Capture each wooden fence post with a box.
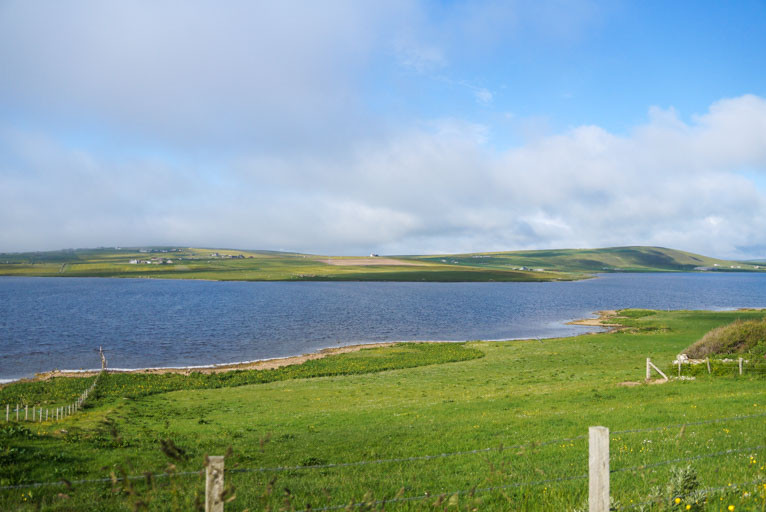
[646,358,651,380]
[589,426,610,512]
[646,358,668,380]
[706,358,711,374]
[206,456,225,512]
[738,358,743,375]
[5,404,8,422]
[25,405,28,421]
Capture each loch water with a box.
[1,273,765,380]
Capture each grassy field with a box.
[0,246,761,282]
[1,310,765,511]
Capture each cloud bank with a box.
[0,1,765,259]
[2,95,765,258]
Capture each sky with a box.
[1,1,766,258]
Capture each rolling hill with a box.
[0,245,761,282]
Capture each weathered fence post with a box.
[589,426,610,512]
[206,456,225,512]
[738,357,743,375]
[5,404,8,422]
[706,358,711,374]
[646,358,668,380]
[25,405,28,421]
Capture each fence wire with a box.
[611,444,766,474]
[225,434,587,475]
[611,411,766,435]
[620,478,766,510]
[296,472,589,512]
[2,413,762,496]
[0,470,202,491]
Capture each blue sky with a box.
[1,1,766,258]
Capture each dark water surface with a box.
[1,273,765,380]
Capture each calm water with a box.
[1,273,765,380]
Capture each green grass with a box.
[1,310,766,510]
[0,245,761,282]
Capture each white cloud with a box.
[475,88,494,104]
[393,38,448,73]
[3,95,766,258]
[0,2,764,259]
[0,0,405,152]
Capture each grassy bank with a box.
[1,310,765,510]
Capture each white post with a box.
[25,405,28,421]
[646,358,651,380]
[647,359,669,380]
[706,358,711,374]
[738,358,743,375]
[205,456,225,512]
[5,404,8,422]
[589,426,610,512]
[32,407,35,421]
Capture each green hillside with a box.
[0,245,761,282]
[408,245,760,273]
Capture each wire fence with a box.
[2,412,764,511]
[621,478,766,511]
[2,371,102,423]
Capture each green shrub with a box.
[684,317,766,358]
[618,309,656,318]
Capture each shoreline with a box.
[3,311,622,385]
[7,308,763,385]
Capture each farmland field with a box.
[0,246,761,283]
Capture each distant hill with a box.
[406,246,761,273]
[0,245,761,282]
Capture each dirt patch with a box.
[618,378,668,387]
[30,342,398,381]
[567,310,624,330]
[321,258,425,267]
